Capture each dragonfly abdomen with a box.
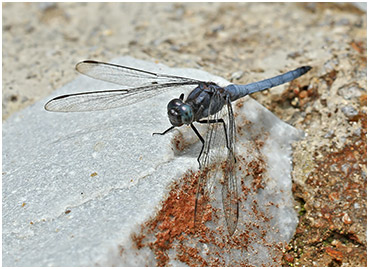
[226,66,312,102]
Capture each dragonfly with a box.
[45,60,311,235]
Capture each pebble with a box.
[338,83,364,100]
[342,212,352,224]
[291,97,299,107]
[231,70,244,80]
[299,90,308,99]
[324,130,334,138]
[341,106,358,118]
[353,127,361,136]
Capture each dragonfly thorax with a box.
[167,98,194,126]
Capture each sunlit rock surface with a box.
[3,57,303,266]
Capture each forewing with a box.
[76,60,202,87]
[44,83,197,112]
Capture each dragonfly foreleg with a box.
[190,123,205,168]
[152,125,175,136]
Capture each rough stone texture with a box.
[3,2,367,267]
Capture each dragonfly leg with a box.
[152,125,175,136]
[190,123,205,168]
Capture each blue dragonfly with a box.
[45,60,311,235]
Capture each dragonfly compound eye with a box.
[179,104,194,124]
[167,99,194,126]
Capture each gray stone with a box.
[3,57,302,266]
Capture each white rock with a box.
[3,57,302,266]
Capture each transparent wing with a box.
[195,92,239,236]
[45,83,197,112]
[221,98,238,236]
[76,60,202,87]
[45,60,203,112]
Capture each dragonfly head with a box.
[167,97,194,126]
